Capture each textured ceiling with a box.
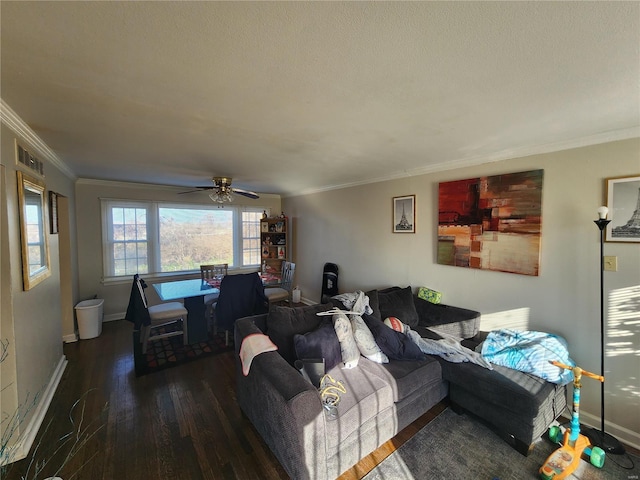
[1,1,639,197]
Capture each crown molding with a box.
[286,127,640,198]
[0,99,76,180]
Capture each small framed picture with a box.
[49,191,59,234]
[605,175,640,242]
[393,195,415,233]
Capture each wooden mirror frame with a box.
[17,171,51,290]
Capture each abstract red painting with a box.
[438,169,543,276]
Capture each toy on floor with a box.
[539,361,606,479]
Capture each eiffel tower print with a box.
[612,187,640,238]
[395,200,413,231]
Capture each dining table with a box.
[152,278,219,344]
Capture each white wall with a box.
[283,138,640,449]
[0,121,77,458]
[74,180,282,320]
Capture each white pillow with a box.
[351,315,389,364]
[333,312,359,368]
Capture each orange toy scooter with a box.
[539,361,606,480]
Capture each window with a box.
[109,205,149,276]
[102,199,263,279]
[242,211,262,266]
[159,206,232,272]
[25,202,46,271]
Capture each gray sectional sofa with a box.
[234,286,567,480]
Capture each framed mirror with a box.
[17,171,51,290]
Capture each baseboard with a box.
[580,410,640,451]
[299,296,315,305]
[0,355,68,466]
[104,313,124,322]
[63,332,78,343]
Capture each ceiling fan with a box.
[178,177,259,203]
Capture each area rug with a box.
[363,408,639,480]
[133,326,233,376]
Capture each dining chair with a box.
[265,261,296,305]
[215,272,269,345]
[200,263,228,282]
[200,263,228,332]
[125,274,189,354]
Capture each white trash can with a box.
[75,299,104,339]
[292,286,301,304]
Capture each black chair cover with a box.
[215,272,269,332]
[124,274,151,329]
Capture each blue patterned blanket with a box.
[481,329,575,384]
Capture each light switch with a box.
[604,256,618,272]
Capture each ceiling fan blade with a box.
[232,188,260,199]
[177,186,214,194]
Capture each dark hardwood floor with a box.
[3,319,448,480]
[6,318,640,480]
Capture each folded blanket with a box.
[239,333,278,376]
[481,329,574,384]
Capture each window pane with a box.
[242,237,260,265]
[113,225,125,241]
[113,243,125,260]
[110,206,149,275]
[114,259,126,276]
[159,207,233,271]
[242,211,261,266]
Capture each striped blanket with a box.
[481,329,575,384]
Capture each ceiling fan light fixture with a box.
[209,190,234,204]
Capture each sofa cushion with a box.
[363,314,425,361]
[266,304,335,365]
[413,297,480,339]
[377,286,420,327]
[293,318,342,370]
[358,356,441,403]
[439,360,561,418]
[324,363,394,456]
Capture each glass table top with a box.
[152,278,219,301]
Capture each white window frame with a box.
[240,210,262,266]
[101,198,264,281]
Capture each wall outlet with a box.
[604,256,618,272]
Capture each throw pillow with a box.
[293,318,342,371]
[417,286,442,304]
[378,286,420,327]
[350,315,388,364]
[333,312,360,368]
[266,303,335,365]
[364,314,426,361]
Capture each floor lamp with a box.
[583,206,625,454]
